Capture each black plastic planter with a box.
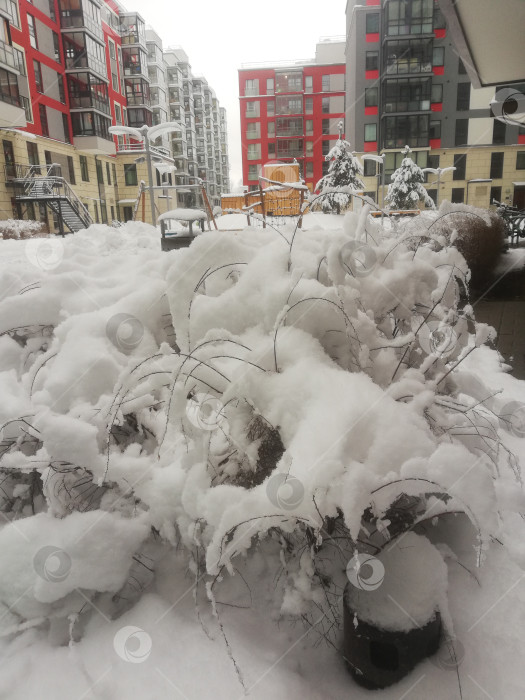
[343,584,441,690]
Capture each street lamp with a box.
[421,166,456,207]
[361,153,386,223]
[109,122,181,226]
[466,178,492,205]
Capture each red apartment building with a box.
[238,39,346,191]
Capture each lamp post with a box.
[109,122,181,227]
[421,166,456,207]
[361,153,386,223]
[466,178,493,205]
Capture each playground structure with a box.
[221,163,310,226]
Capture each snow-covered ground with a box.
[0,217,524,699]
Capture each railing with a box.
[116,142,172,159]
[4,162,60,181]
[385,60,433,76]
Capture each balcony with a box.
[59,7,104,43]
[0,0,18,24]
[0,39,24,74]
[116,141,173,161]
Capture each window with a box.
[245,79,259,96]
[322,140,330,156]
[95,159,104,184]
[48,0,56,21]
[115,104,122,124]
[100,201,108,224]
[304,75,312,93]
[106,162,111,184]
[305,98,313,114]
[306,141,313,156]
[455,119,468,146]
[94,201,99,223]
[365,87,378,107]
[27,142,39,165]
[266,78,274,95]
[517,152,525,169]
[267,100,275,116]
[490,186,502,204]
[426,189,437,205]
[451,188,464,203]
[112,163,116,184]
[53,32,60,62]
[383,114,429,149]
[33,60,43,93]
[322,97,330,113]
[247,143,261,160]
[80,155,89,181]
[246,122,260,139]
[453,154,467,180]
[57,74,65,103]
[124,163,137,186]
[305,119,313,135]
[322,74,330,92]
[306,162,313,178]
[28,14,37,49]
[431,83,443,104]
[67,156,75,185]
[112,73,118,90]
[366,13,379,33]
[493,120,506,145]
[386,0,433,35]
[109,40,116,60]
[322,119,330,135]
[363,159,376,177]
[276,96,302,114]
[246,101,259,117]
[458,58,467,75]
[267,121,275,137]
[366,52,379,71]
[490,152,504,179]
[248,164,260,180]
[383,76,431,112]
[364,123,377,142]
[429,120,441,140]
[267,142,275,158]
[39,104,48,137]
[456,82,470,111]
[62,113,71,143]
[432,47,444,67]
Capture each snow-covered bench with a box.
[158,208,208,251]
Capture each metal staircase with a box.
[9,164,93,233]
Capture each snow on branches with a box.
[316,123,364,214]
[385,145,436,211]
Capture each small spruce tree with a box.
[385,145,435,210]
[316,122,364,214]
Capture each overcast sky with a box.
[133,0,347,188]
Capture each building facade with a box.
[345,0,525,209]
[238,39,346,192]
[0,0,230,231]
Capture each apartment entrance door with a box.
[513,185,525,210]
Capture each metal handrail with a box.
[23,175,92,227]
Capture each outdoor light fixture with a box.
[361,153,386,222]
[108,122,181,226]
[421,166,456,207]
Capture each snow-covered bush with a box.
[386,146,435,211]
[315,124,364,214]
[0,215,523,647]
[0,219,46,239]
